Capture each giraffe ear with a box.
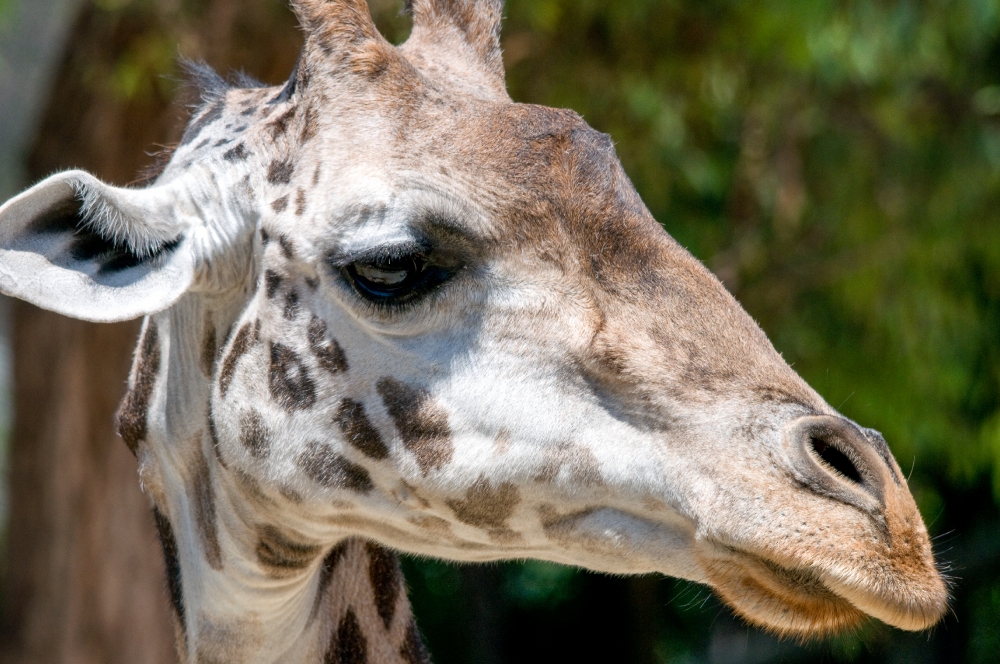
[0,170,195,323]
[404,0,507,97]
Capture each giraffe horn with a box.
[291,0,403,80]
[405,0,507,96]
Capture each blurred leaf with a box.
[502,561,580,610]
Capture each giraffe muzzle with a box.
[697,407,948,637]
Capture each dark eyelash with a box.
[328,241,429,271]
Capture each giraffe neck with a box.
[165,522,426,663]
[127,296,429,664]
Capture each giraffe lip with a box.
[700,541,946,635]
[699,543,866,637]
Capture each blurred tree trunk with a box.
[0,309,170,664]
[0,2,300,663]
[0,4,181,663]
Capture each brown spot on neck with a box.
[376,377,453,475]
[366,543,402,630]
[278,234,296,259]
[538,505,600,545]
[201,317,218,378]
[115,320,161,454]
[325,608,368,664]
[336,399,388,460]
[272,195,290,213]
[265,270,283,299]
[268,106,296,138]
[534,441,603,486]
[408,515,452,536]
[283,289,301,320]
[268,342,317,411]
[309,317,349,374]
[445,475,521,538]
[301,106,319,143]
[153,508,185,634]
[298,441,374,493]
[223,143,250,161]
[310,541,350,624]
[267,159,294,185]
[180,98,225,146]
[295,188,308,216]
[191,437,223,570]
[239,409,272,459]
[219,321,255,397]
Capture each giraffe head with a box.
[0,0,946,643]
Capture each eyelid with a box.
[327,240,429,269]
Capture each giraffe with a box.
[0,0,948,661]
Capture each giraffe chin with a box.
[701,554,865,638]
[699,547,945,638]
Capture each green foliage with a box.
[502,560,581,609]
[106,32,177,100]
[969,580,1000,662]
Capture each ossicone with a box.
[290,0,508,100]
[290,0,409,82]
[404,0,508,98]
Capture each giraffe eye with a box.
[346,255,425,300]
[334,239,462,307]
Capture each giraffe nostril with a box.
[809,438,863,485]
[784,415,889,511]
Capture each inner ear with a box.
[0,170,196,323]
[15,195,182,279]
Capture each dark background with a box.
[1,1,998,662]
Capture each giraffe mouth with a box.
[699,546,865,637]
[697,542,944,637]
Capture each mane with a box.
[134,59,281,187]
[180,59,231,106]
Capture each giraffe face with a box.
[0,0,946,642]
[194,75,944,636]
